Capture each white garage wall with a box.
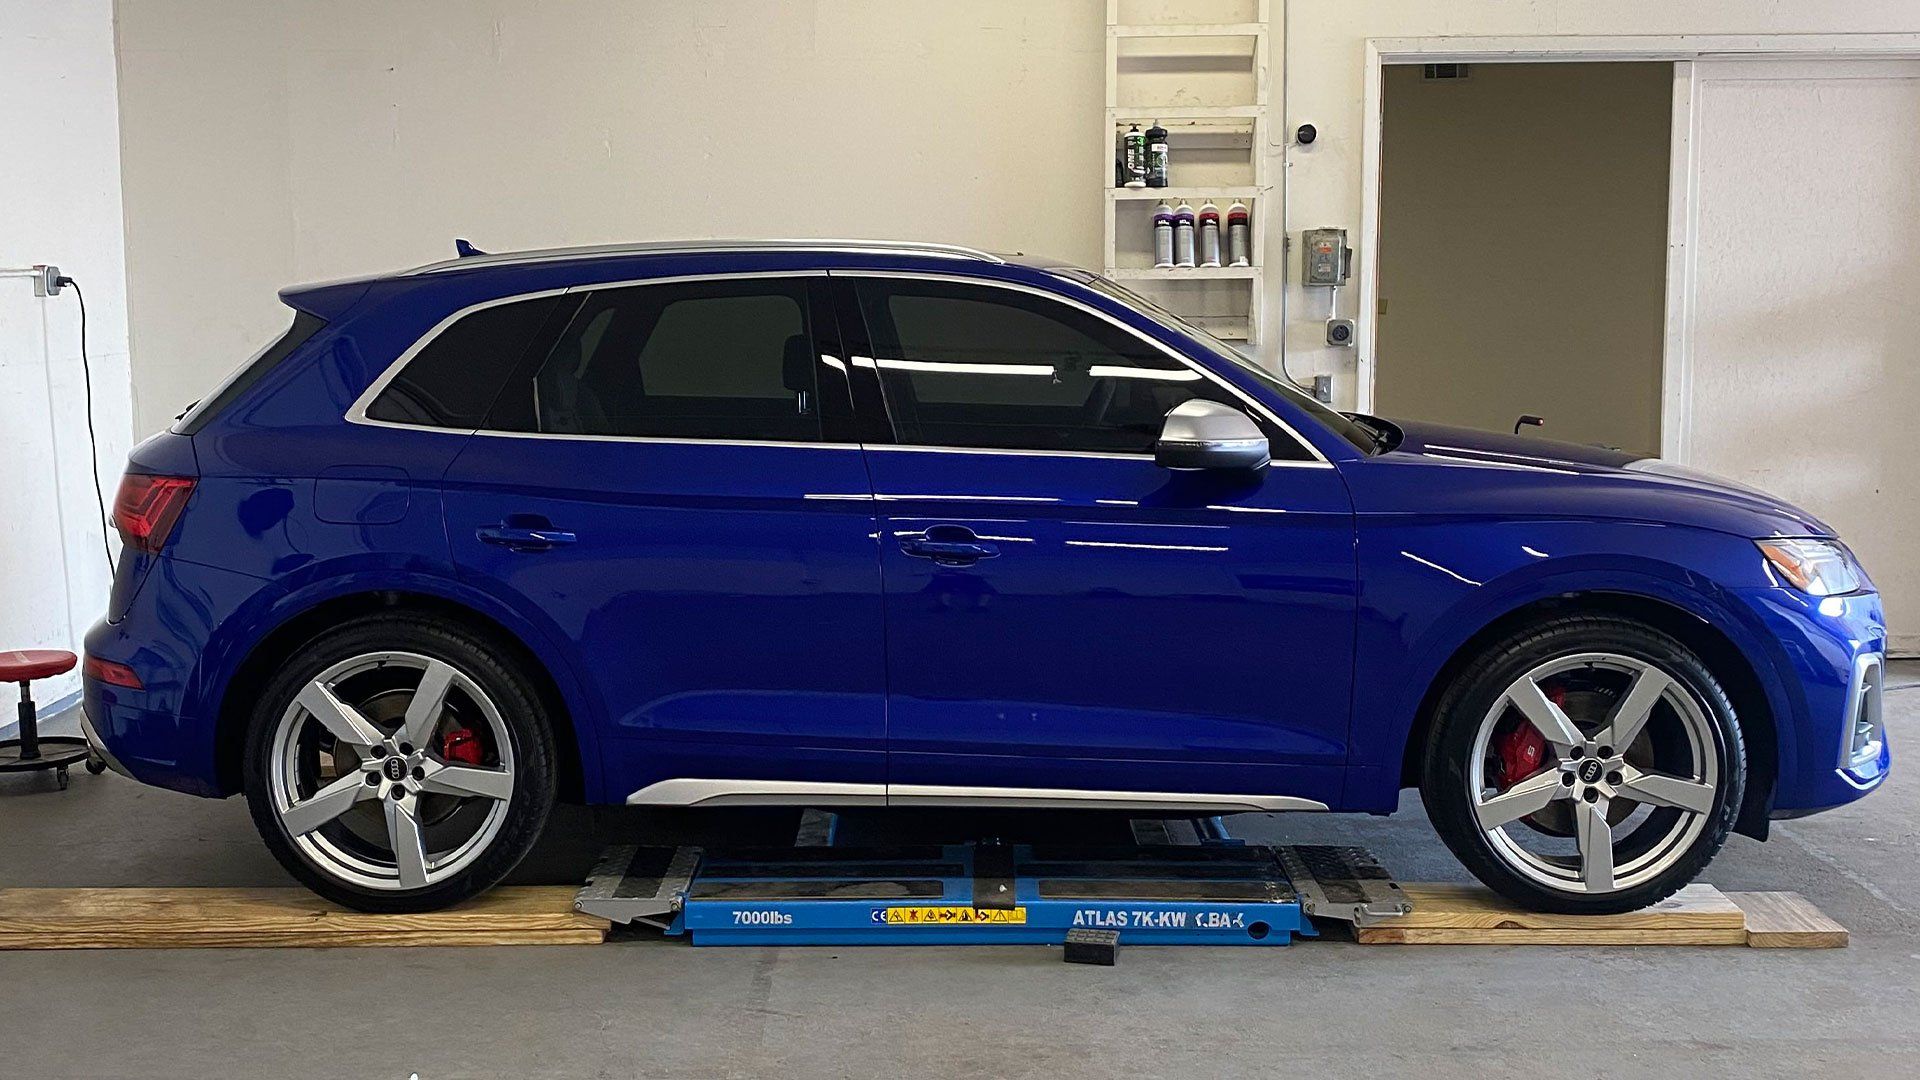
[1279,2,1920,404]
[0,0,134,721]
[113,0,1106,436]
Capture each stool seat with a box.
[0,649,77,682]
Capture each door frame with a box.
[1352,33,1920,461]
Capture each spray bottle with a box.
[1153,202,1175,268]
[1145,122,1169,188]
[1226,201,1251,267]
[1123,125,1147,188]
[1197,202,1222,267]
[1173,201,1197,268]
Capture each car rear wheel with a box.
[242,613,556,912]
[1421,615,1745,914]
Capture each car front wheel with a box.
[242,613,556,912]
[1421,615,1745,914]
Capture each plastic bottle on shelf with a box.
[1173,202,1197,268]
[1146,122,1169,188]
[1197,202,1222,267]
[1227,201,1252,267]
[1153,202,1175,268]
[1123,125,1147,188]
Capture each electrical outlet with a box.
[33,265,63,297]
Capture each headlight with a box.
[1756,538,1865,596]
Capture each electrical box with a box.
[1301,229,1349,287]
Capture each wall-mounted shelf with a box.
[1106,265,1260,281]
[1109,23,1264,39]
[1103,1,1270,348]
[1107,186,1262,202]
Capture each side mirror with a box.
[1154,399,1270,471]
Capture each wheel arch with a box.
[210,589,591,805]
[1396,590,1779,839]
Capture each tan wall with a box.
[1372,62,1670,454]
[114,0,1105,435]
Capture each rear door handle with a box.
[900,525,999,567]
[477,520,577,552]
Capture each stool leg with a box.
[16,680,38,761]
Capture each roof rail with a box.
[408,238,1005,275]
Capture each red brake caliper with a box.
[441,728,484,766]
[1494,686,1562,789]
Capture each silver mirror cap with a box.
[1154,399,1271,471]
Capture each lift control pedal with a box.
[1063,928,1120,966]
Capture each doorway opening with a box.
[1371,61,1672,455]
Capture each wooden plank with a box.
[1729,891,1849,949]
[1357,883,1747,945]
[0,928,607,950]
[0,886,608,950]
[1361,927,1750,946]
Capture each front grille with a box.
[1842,653,1885,771]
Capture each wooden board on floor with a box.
[0,886,609,950]
[1359,883,1749,946]
[1358,883,1846,947]
[1728,891,1849,948]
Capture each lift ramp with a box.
[575,815,1408,947]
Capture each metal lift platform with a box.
[575,815,1409,947]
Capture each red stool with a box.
[1,650,90,790]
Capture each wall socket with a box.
[32,265,63,297]
[1312,374,1333,403]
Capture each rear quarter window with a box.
[362,294,566,429]
[172,311,327,435]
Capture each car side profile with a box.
[81,239,1889,914]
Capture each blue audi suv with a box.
[82,239,1889,913]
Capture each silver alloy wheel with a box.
[268,651,516,891]
[1468,652,1719,895]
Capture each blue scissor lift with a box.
[575,814,1408,947]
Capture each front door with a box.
[443,274,887,802]
[839,274,1357,809]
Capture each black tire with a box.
[1420,615,1745,914]
[243,612,556,912]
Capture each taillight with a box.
[113,473,196,554]
[84,654,144,689]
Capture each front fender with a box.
[1342,519,1802,812]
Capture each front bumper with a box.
[1738,586,1889,814]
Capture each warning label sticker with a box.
[873,906,1028,925]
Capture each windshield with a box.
[1069,272,1377,454]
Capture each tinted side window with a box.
[364,294,562,428]
[519,278,821,442]
[853,279,1304,457]
[173,311,327,435]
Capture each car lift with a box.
[575,814,1409,947]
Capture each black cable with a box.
[62,278,116,577]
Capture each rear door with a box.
[837,273,1358,810]
[438,274,887,802]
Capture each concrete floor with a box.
[2,666,1915,1079]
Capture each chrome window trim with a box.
[344,270,830,434]
[408,238,1003,276]
[625,777,1328,812]
[347,268,1333,469]
[833,269,1332,467]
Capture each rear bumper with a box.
[77,705,134,779]
[82,554,265,798]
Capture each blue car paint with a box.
[83,246,1888,826]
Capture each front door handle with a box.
[900,525,999,567]
[477,517,577,552]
